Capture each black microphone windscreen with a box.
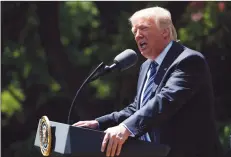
[114,49,138,71]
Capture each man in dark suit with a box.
[73,6,223,157]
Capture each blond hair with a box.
[129,6,177,41]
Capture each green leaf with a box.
[1,85,24,117]
[90,79,111,99]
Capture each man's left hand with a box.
[101,124,131,157]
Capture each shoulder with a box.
[172,45,210,76]
[175,44,207,65]
[179,43,205,59]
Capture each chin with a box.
[140,51,146,56]
[140,51,149,59]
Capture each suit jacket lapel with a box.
[152,41,185,93]
[137,41,185,108]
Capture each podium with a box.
[34,119,170,157]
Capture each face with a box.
[131,17,167,60]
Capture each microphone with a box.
[89,49,138,82]
[67,49,138,124]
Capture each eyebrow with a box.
[131,24,150,33]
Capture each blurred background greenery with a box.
[1,1,231,157]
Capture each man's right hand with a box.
[72,120,99,129]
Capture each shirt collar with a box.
[154,41,173,66]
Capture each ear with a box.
[162,28,170,39]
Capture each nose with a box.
[135,29,143,40]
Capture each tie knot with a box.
[149,61,158,76]
[150,61,158,70]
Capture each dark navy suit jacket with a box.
[96,41,223,157]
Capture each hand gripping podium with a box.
[34,116,170,157]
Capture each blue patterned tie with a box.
[141,61,158,107]
[140,61,158,142]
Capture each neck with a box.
[150,40,171,60]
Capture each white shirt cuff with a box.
[120,123,135,137]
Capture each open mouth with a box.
[139,41,147,49]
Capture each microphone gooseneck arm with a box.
[67,62,106,124]
[88,63,117,83]
[67,49,137,125]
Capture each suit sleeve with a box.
[95,96,138,130]
[95,65,143,130]
[122,54,208,137]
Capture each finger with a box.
[101,133,110,152]
[72,122,79,126]
[116,143,122,156]
[73,122,93,128]
[72,121,84,126]
[77,124,89,128]
[110,139,118,157]
[73,123,86,127]
[106,136,114,157]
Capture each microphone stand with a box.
[67,62,107,124]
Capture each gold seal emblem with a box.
[39,116,52,156]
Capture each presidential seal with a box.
[39,116,52,156]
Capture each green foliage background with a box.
[1,1,231,157]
